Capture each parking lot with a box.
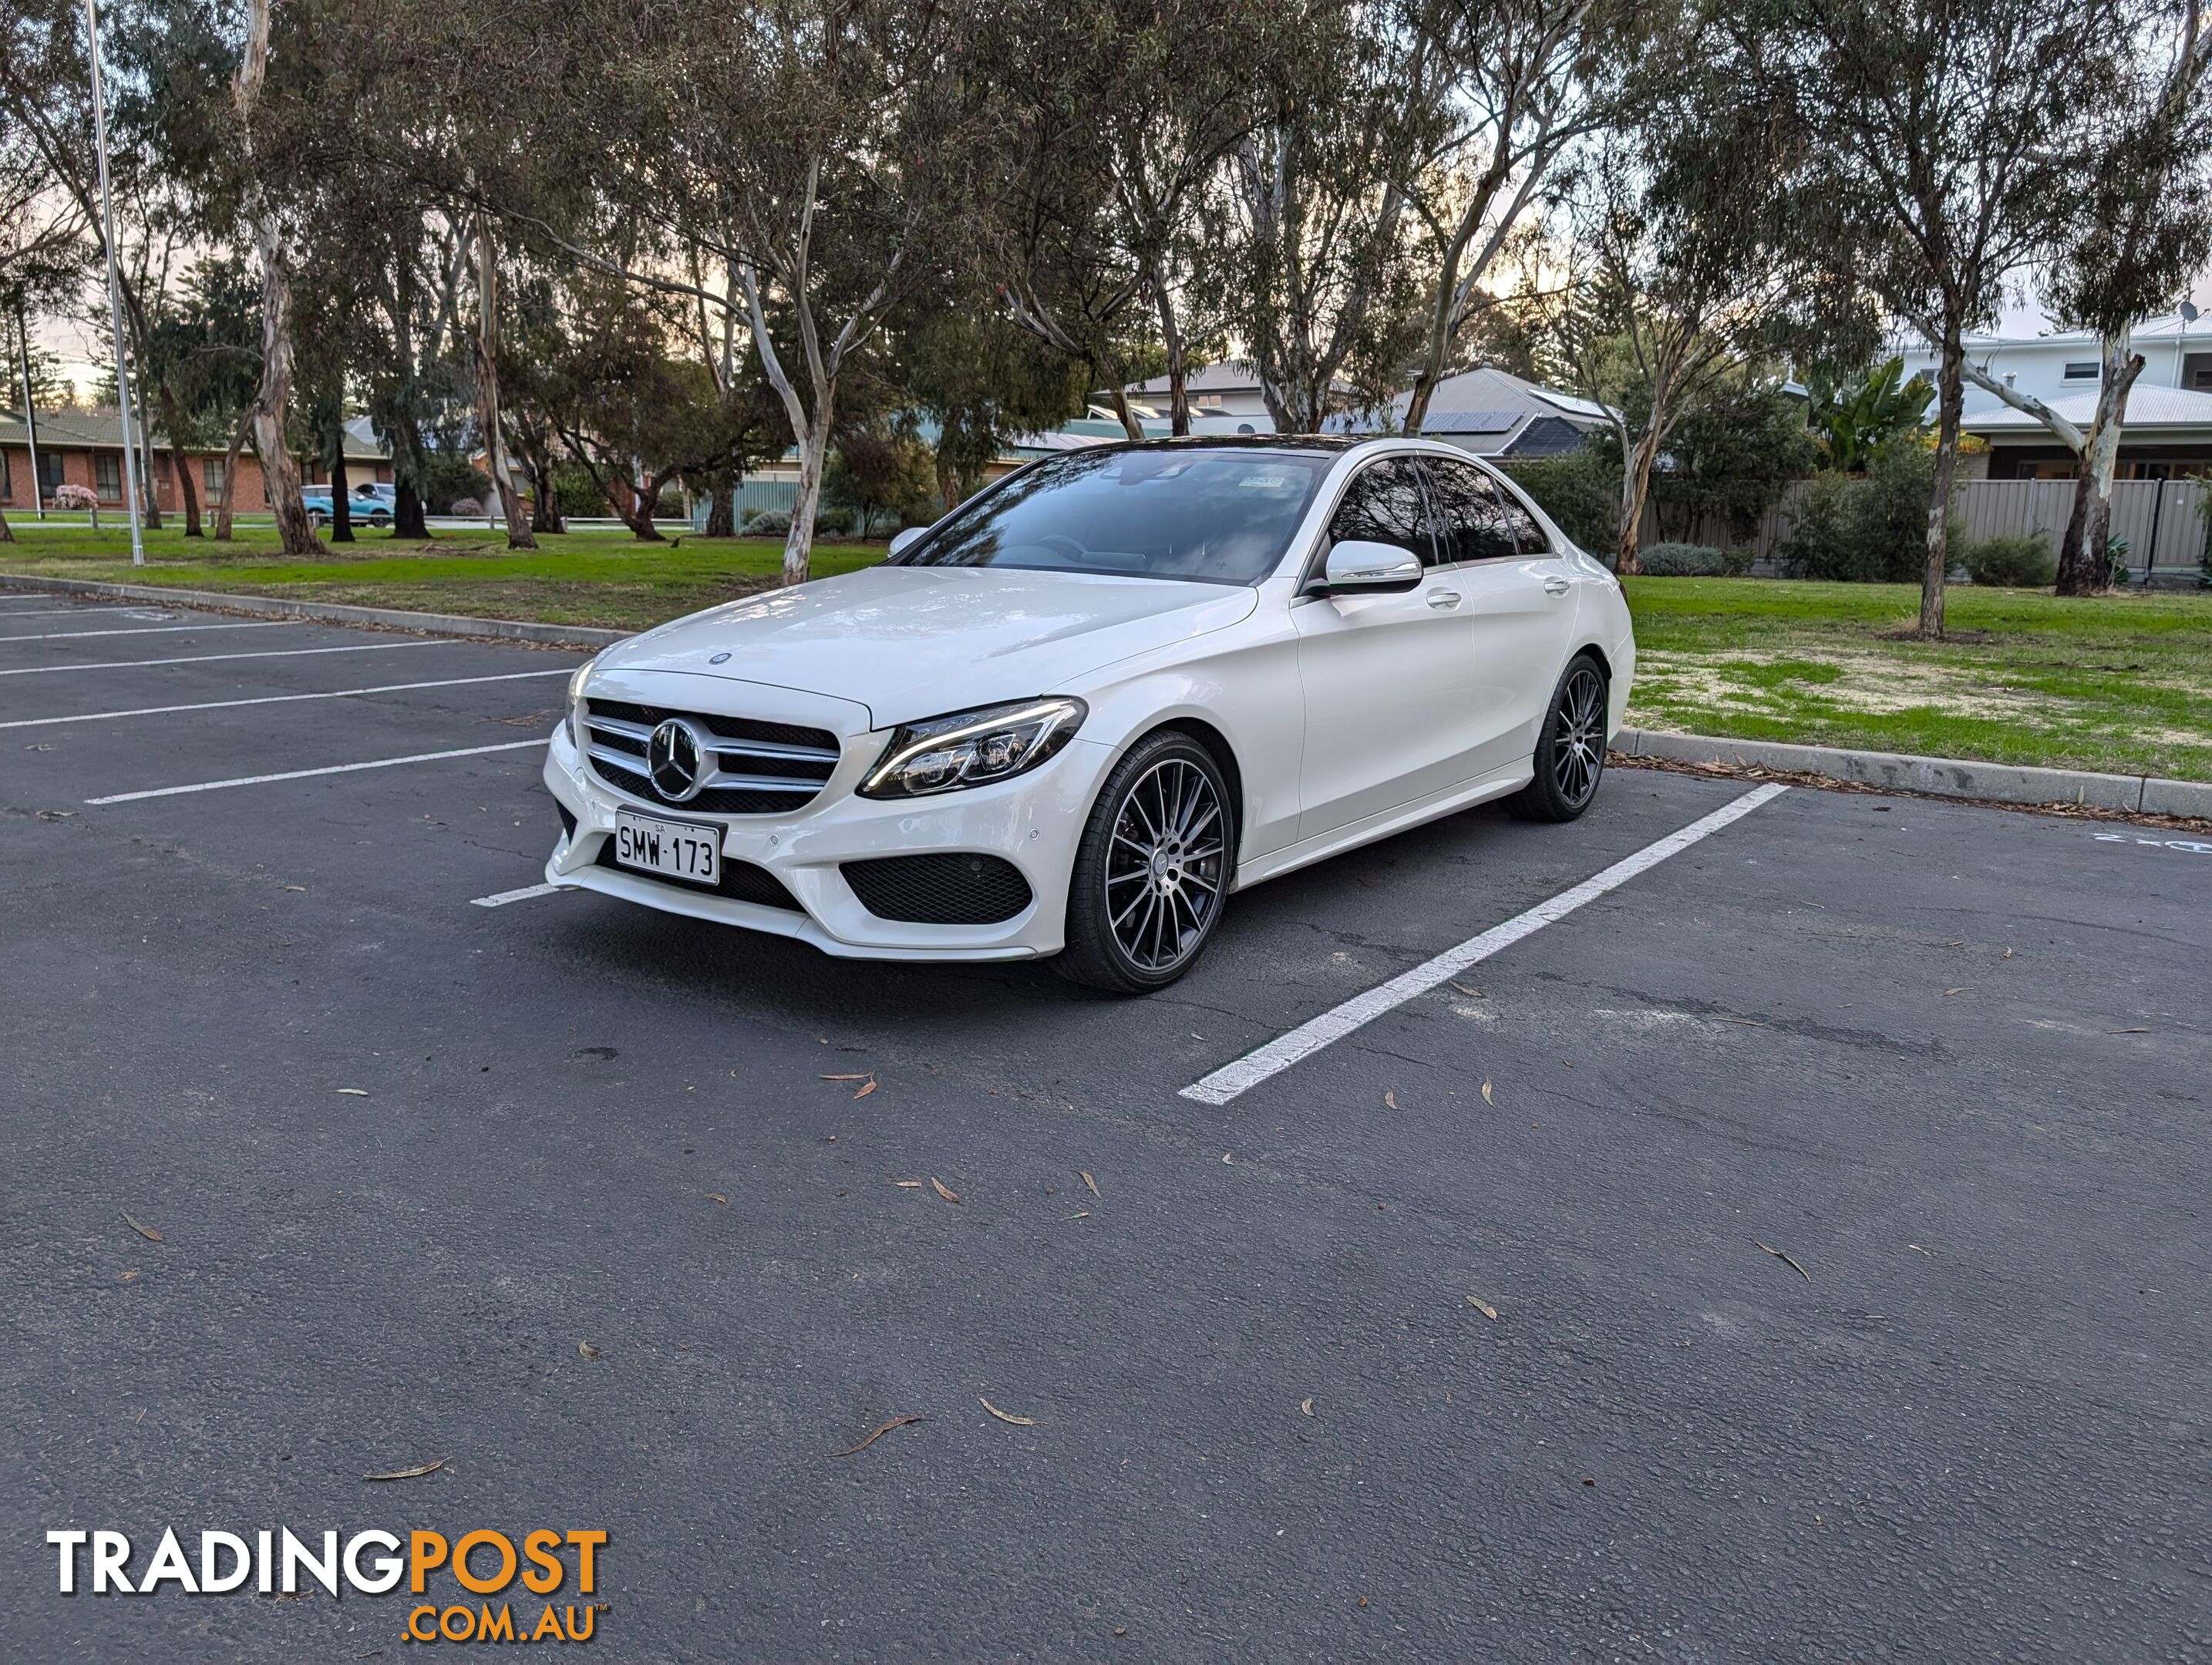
[2,587,2207,1663]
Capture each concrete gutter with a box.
[1618,728,2212,820]
[0,572,628,651]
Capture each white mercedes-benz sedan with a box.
[542,436,1635,992]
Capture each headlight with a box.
[567,658,596,747]
[859,697,1086,799]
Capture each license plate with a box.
[612,810,721,886]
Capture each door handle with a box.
[1426,590,1462,610]
[1544,577,1571,596]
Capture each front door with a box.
[1292,456,1488,840]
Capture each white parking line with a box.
[0,639,456,677]
[85,738,550,805]
[1180,782,1791,1106]
[0,668,571,731]
[0,606,157,617]
[0,620,292,642]
[471,882,564,907]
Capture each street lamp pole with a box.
[82,0,144,566]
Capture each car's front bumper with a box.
[541,720,1110,961]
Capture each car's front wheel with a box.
[1514,653,1609,822]
[1056,730,1231,994]
[369,510,392,529]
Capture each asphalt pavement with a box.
[2,592,2206,1663]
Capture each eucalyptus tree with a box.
[1941,1,2212,593]
[1401,0,1631,435]
[1742,0,2119,636]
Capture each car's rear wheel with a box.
[369,510,392,529]
[1514,653,1608,822]
[1055,731,1231,994]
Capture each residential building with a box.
[1325,365,1613,456]
[0,407,391,513]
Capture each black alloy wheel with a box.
[1056,731,1232,993]
[1515,654,1608,822]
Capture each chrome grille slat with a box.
[584,718,837,765]
[582,698,841,816]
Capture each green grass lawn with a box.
[1624,577,2212,782]
[0,519,883,632]
[5,519,2207,780]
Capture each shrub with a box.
[1497,443,1619,553]
[741,509,790,537]
[813,505,853,536]
[52,483,98,510]
[1635,542,1729,577]
[1958,532,2055,587]
[1776,441,1938,582]
[2103,535,2131,588]
[448,496,483,518]
[421,454,489,515]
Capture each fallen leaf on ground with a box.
[337,1088,369,1097]
[1082,1171,1100,1199]
[1941,987,1967,997]
[35,809,74,819]
[283,884,305,892]
[1384,1090,1397,1109]
[820,1072,869,1081]
[894,1179,924,1188]
[1449,984,1483,998]
[1480,1081,1495,1106]
[120,1212,163,1243]
[2107,1027,2150,1034]
[1466,1297,1499,1320]
[979,1396,1036,1426]
[1063,1210,1090,1220]
[1300,1398,1314,1417]
[120,1269,139,1282]
[707,1192,727,1205]
[828,1415,921,1458]
[1755,1240,1813,1282]
[853,1078,877,1099]
[578,1342,601,1359]
[362,1458,446,1482]
[930,1177,960,1204]
[1907,1243,1934,1256]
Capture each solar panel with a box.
[1420,409,1519,434]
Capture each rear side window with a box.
[1422,456,1545,562]
[1328,457,1438,567]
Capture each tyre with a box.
[1513,653,1608,822]
[369,510,392,529]
[1055,730,1233,994]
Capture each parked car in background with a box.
[301,483,394,529]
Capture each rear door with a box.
[1417,454,1581,777]
[1291,455,1489,839]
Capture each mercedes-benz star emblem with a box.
[647,718,709,802]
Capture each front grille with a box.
[842,853,1035,924]
[583,698,840,815]
[594,836,802,911]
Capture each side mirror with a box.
[1312,539,1424,595]
[887,526,928,557]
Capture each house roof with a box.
[1963,385,2212,433]
[1126,362,1268,399]
[0,407,390,459]
[1899,311,2212,354]
[1318,365,1613,452]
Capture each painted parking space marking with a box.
[471,882,564,908]
[0,639,458,678]
[1180,783,1791,1106]
[84,738,550,805]
[0,620,293,643]
[0,668,571,731]
[2092,832,2212,856]
[0,606,163,618]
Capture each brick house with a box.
[0,409,391,514]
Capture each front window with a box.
[204,456,226,495]
[897,446,1334,586]
[1328,456,1437,566]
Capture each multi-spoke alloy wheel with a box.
[1057,732,1233,992]
[1515,653,1609,822]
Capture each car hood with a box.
[596,564,1258,727]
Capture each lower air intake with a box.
[841,853,1035,925]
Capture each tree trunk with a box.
[395,476,426,540]
[470,215,537,550]
[1150,265,1191,437]
[1107,384,1146,442]
[134,408,163,530]
[389,409,430,538]
[329,419,353,543]
[214,404,251,540]
[784,413,831,585]
[704,476,734,537]
[1616,422,1663,575]
[529,456,564,533]
[0,500,12,541]
[1921,335,1965,639]
[249,214,318,556]
[160,384,203,536]
[2055,334,2142,596]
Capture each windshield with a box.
[895,446,1332,586]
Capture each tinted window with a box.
[1422,456,1544,562]
[1328,457,1437,567]
[898,446,1332,586]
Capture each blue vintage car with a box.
[301,483,394,528]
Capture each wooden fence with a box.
[1645,478,2209,583]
